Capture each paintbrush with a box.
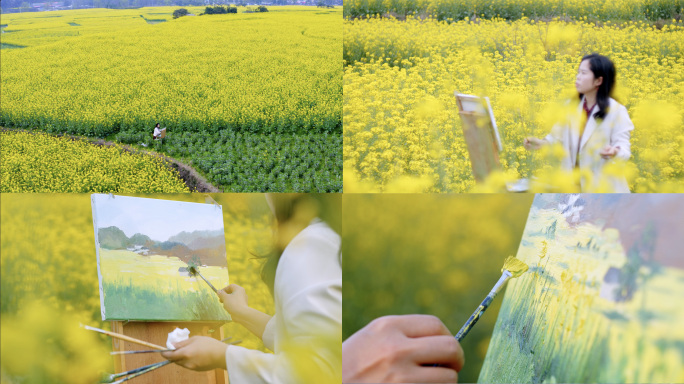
[81,324,167,350]
[187,262,218,293]
[110,338,242,354]
[110,349,173,355]
[101,361,171,383]
[453,256,529,341]
[105,338,243,383]
[109,361,172,384]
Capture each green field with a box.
[1,6,342,192]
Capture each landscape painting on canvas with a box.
[480,194,684,383]
[92,194,230,321]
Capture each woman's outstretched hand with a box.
[161,336,228,371]
[524,137,546,150]
[599,145,619,159]
[342,315,465,383]
[217,284,250,318]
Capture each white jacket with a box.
[225,220,342,384]
[545,97,633,192]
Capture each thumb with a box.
[162,338,191,360]
[172,337,193,350]
[217,289,229,303]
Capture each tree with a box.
[173,8,189,18]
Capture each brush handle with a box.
[110,349,174,355]
[104,361,168,382]
[454,294,494,342]
[108,338,241,382]
[83,325,167,350]
[110,361,171,384]
[197,271,218,293]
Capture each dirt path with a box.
[2,128,220,192]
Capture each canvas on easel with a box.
[91,194,230,322]
[479,194,684,383]
[91,194,231,383]
[455,93,503,182]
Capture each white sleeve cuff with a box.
[225,344,276,384]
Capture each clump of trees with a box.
[173,8,188,18]
[203,5,237,14]
[245,5,268,12]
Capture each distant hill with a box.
[97,226,226,266]
[98,226,129,249]
[168,229,224,250]
[129,233,154,247]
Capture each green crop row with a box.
[114,130,343,192]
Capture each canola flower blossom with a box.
[344,16,684,192]
[0,301,111,384]
[1,131,189,192]
[0,194,277,382]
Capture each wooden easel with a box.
[455,93,502,182]
[110,321,228,384]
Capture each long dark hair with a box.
[578,53,615,120]
[260,194,341,296]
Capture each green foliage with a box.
[173,8,188,18]
[188,255,202,269]
[114,131,343,192]
[102,280,228,320]
[203,5,237,14]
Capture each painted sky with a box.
[91,194,224,241]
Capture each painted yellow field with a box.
[100,249,229,294]
[481,198,684,382]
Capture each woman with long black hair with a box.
[524,53,634,192]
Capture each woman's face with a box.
[575,59,602,95]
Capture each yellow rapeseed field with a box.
[1,7,341,136]
[344,0,683,21]
[0,193,276,383]
[344,16,684,192]
[0,131,189,192]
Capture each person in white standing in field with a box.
[524,53,634,192]
[162,194,342,384]
[153,123,164,140]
